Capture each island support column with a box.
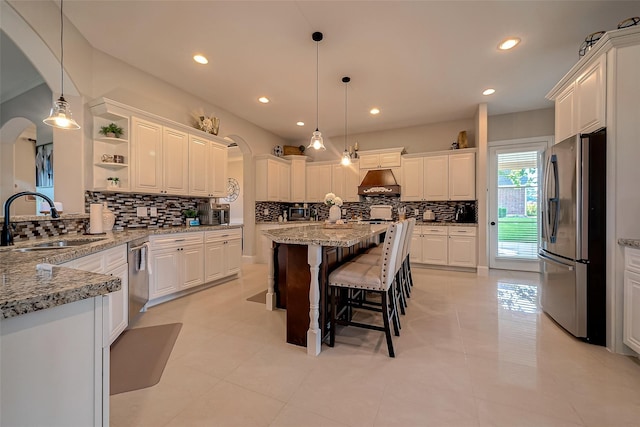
[307,244,323,356]
[265,243,277,310]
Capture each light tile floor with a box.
[111,265,640,427]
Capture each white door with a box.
[489,138,550,271]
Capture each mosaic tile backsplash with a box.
[256,197,477,223]
[10,217,88,242]
[85,191,208,229]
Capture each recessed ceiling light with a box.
[258,96,270,104]
[483,88,496,96]
[193,54,208,64]
[370,108,380,115]
[498,38,521,50]
[296,121,305,127]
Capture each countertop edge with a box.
[619,238,640,248]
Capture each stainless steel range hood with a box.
[358,169,401,196]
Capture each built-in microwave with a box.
[288,206,310,221]
[197,201,230,225]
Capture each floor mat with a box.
[110,323,182,395]
[246,289,267,303]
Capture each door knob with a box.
[490,221,496,226]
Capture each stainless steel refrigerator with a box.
[539,129,606,345]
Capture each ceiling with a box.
[0,30,45,103]
[14,1,640,142]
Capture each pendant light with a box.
[341,76,351,166]
[308,32,325,150]
[43,0,80,130]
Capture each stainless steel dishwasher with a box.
[128,236,150,325]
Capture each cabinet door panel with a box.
[188,135,209,196]
[226,239,242,275]
[181,245,204,289]
[410,233,422,263]
[359,154,380,169]
[555,84,575,143]
[132,118,163,193]
[449,153,476,200]
[106,263,128,345]
[209,142,228,197]
[150,250,180,298]
[279,162,290,202]
[379,152,401,168]
[448,235,476,267]
[424,156,448,201]
[423,234,448,265]
[290,159,306,202]
[575,56,605,134]
[401,158,424,201]
[163,128,189,195]
[205,241,225,282]
[344,162,360,202]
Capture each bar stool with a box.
[355,219,410,314]
[328,222,404,357]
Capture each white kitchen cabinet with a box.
[61,245,129,346]
[424,155,449,201]
[332,161,360,202]
[205,228,242,282]
[553,54,606,142]
[256,156,290,202]
[448,226,477,267]
[448,152,476,200]
[0,296,108,427]
[402,151,475,201]
[359,150,402,169]
[208,141,228,198]
[149,232,204,300]
[131,117,188,195]
[289,156,308,202]
[410,225,476,268]
[306,163,332,202]
[189,136,227,198]
[624,247,640,353]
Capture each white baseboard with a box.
[476,265,489,276]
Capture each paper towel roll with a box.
[89,203,104,234]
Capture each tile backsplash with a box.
[256,197,477,223]
[85,191,208,229]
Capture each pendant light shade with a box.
[308,32,325,151]
[341,76,351,166]
[43,0,80,130]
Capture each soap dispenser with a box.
[102,202,115,231]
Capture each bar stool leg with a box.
[381,291,396,357]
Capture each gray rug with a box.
[110,323,182,395]
[246,290,267,304]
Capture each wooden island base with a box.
[275,239,377,347]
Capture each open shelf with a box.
[94,162,129,170]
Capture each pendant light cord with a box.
[344,80,348,151]
[315,40,319,132]
[59,0,64,97]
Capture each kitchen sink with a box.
[10,238,106,252]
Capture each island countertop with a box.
[262,223,388,247]
[0,224,243,319]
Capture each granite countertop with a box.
[0,224,243,320]
[415,220,478,227]
[619,238,640,248]
[262,223,388,247]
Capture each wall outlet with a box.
[414,209,419,216]
[136,207,148,217]
[149,207,158,217]
[263,208,269,215]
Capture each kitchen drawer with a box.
[625,247,640,273]
[151,232,203,249]
[102,245,127,271]
[205,228,242,243]
[448,226,477,237]
[421,226,448,235]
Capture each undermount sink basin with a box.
[11,238,106,252]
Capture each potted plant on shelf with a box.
[107,177,120,189]
[99,123,124,139]
[183,208,200,227]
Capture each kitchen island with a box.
[262,223,388,355]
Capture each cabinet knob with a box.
[490,221,496,226]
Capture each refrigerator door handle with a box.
[548,154,560,243]
[538,252,574,270]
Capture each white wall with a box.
[488,108,554,142]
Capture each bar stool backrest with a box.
[382,222,404,291]
[402,218,416,260]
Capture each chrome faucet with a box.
[2,192,60,246]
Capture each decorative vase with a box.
[108,180,120,189]
[102,202,115,231]
[329,205,341,222]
